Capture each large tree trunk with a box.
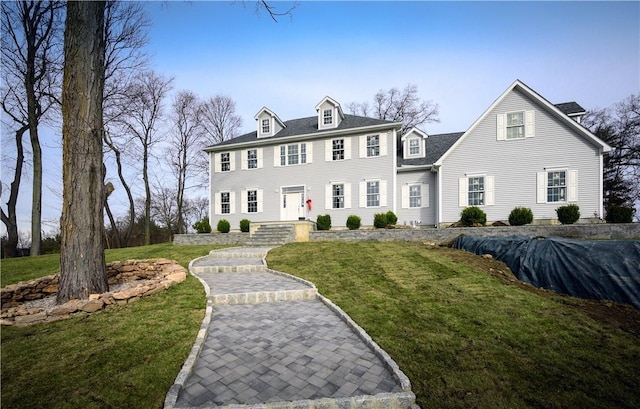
[57,1,108,303]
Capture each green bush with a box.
[373,213,388,228]
[316,214,332,230]
[346,215,361,230]
[460,206,487,227]
[216,219,231,233]
[385,211,398,226]
[192,217,212,233]
[605,205,635,223]
[508,207,534,226]
[556,204,580,224]
[239,219,250,232]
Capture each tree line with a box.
[1,1,245,257]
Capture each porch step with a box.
[247,224,295,246]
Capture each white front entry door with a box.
[282,192,303,220]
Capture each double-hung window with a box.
[278,143,309,166]
[247,190,258,213]
[323,109,333,125]
[367,135,380,157]
[409,185,421,208]
[537,169,577,203]
[332,184,344,209]
[247,149,258,169]
[468,176,485,206]
[547,170,566,202]
[409,138,420,155]
[261,119,270,134]
[220,192,230,214]
[221,153,231,172]
[366,181,380,207]
[332,139,344,160]
[506,112,525,139]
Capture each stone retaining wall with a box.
[1,259,187,326]
[175,223,640,245]
[310,223,640,243]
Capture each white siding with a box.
[440,88,603,224]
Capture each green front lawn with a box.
[267,242,640,409]
[1,241,639,409]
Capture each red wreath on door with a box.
[306,199,312,211]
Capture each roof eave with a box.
[205,121,402,152]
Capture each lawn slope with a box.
[267,242,640,409]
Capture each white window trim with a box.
[359,134,387,158]
[458,175,494,207]
[401,183,430,209]
[323,109,333,125]
[359,179,387,208]
[214,152,235,173]
[261,118,271,135]
[406,137,423,158]
[325,137,351,161]
[241,188,263,214]
[537,169,578,204]
[214,191,236,215]
[325,182,352,210]
[497,110,535,140]
[274,142,313,167]
[241,148,263,170]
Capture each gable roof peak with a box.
[315,96,345,118]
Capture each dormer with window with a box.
[555,102,586,124]
[401,128,428,159]
[315,96,344,130]
[254,107,285,138]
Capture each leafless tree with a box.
[583,94,640,213]
[1,0,64,256]
[167,90,205,234]
[57,0,108,303]
[347,84,439,135]
[116,70,173,245]
[101,0,151,248]
[201,95,243,145]
[150,185,179,234]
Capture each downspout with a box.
[392,129,398,214]
[599,149,604,220]
[434,165,442,228]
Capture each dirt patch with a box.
[436,245,640,336]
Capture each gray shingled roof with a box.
[397,132,464,167]
[208,114,397,149]
[555,102,585,116]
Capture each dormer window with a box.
[409,138,420,155]
[261,119,270,134]
[323,109,333,125]
[316,96,344,130]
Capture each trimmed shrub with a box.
[217,219,231,233]
[316,214,332,230]
[346,215,361,230]
[556,204,580,224]
[373,213,387,228]
[508,207,534,226]
[460,206,487,227]
[193,217,212,233]
[385,211,398,226]
[605,205,635,223]
[239,219,250,233]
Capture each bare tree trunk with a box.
[143,148,151,245]
[1,125,29,258]
[29,129,42,256]
[103,135,136,247]
[57,1,107,303]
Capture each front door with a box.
[282,192,303,220]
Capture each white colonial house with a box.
[205,80,612,230]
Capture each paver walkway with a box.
[165,247,417,409]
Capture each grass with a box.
[1,243,222,409]
[266,242,640,409]
[2,241,639,408]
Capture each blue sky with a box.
[145,0,639,135]
[3,1,639,236]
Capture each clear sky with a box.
[2,1,639,237]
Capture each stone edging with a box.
[1,259,187,327]
[164,247,419,409]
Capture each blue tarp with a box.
[452,235,640,309]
